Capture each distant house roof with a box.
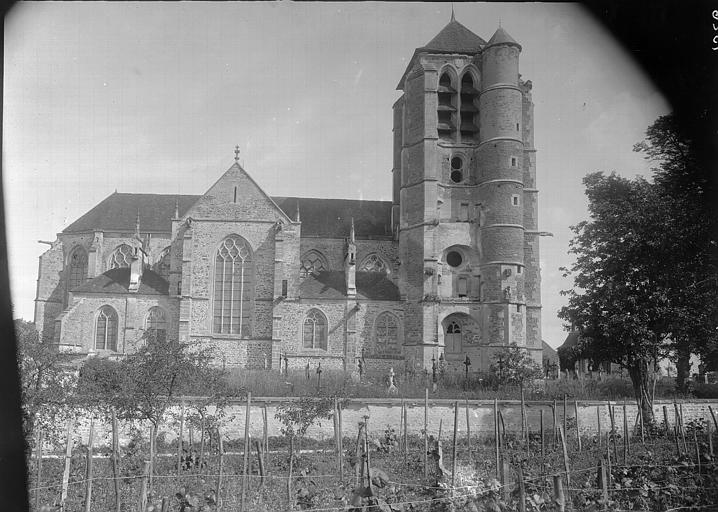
[72,268,169,295]
[542,340,558,363]
[273,197,392,239]
[63,193,200,234]
[397,18,487,89]
[62,193,393,239]
[299,271,400,301]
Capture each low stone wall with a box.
[40,398,718,452]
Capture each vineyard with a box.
[28,395,718,512]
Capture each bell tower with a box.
[394,17,541,370]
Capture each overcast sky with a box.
[3,2,669,348]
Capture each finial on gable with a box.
[135,209,141,238]
[450,4,455,21]
[174,197,179,219]
[295,200,301,222]
[350,217,356,244]
[234,145,240,163]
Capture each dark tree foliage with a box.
[489,345,543,391]
[560,115,718,424]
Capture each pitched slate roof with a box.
[72,268,169,295]
[486,26,521,50]
[542,340,558,363]
[62,193,393,239]
[299,271,400,301]
[397,18,486,90]
[272,197,393,239]
[63,193,200,234]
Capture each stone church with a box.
[34,17,543,373]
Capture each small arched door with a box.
[445,320,462,353]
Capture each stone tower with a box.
[393,17,541,371]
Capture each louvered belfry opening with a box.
[437,72,456,141]
[459,73,479,141]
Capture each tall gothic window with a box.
[68,247,88,290]
[109,244,134,269]
[145,307,167,340]
[303,309,327,350]
[374,312,400,355]
[359,254,389,274]
[299,251,328,278]
[445,320,462,353]
[95,306,118,351]
[213,236,254,336]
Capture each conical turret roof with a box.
[486,26,521,50]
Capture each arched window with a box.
[359,254,389,274]
[145,307,167,340]
[303,309,327,350]
[375,312,400,355]
[108,244,134,269]
[213,236,254,336]
[95,306,118,351]
[445,320,462,353]
[299,251,328,278]
[437,71,457,141]
[68,247,88,290]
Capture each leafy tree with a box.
[488,345,542,392]
[16,319,75,443]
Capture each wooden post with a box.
[263,403,269,459]
[558,425,571,487]
[111,409,121,512]
[499,456,511,501]
[553,475,565,512]
[622,401,629,462]
[161,497,169,512]
[216,429,224,512]
[465,398,471,463]
[402,399,408,468]
[518,464,527,512]
[287,436,294,509]
[709,406,718,431]
[178,402,185,474]
[597,406,602,448]
[59,417,73,512]
[494,398,500,479]
[241,392,252,512]
[498,411,506,448]
[608,404,617,462]
[598,457,608,509]
[438,418,443,442]
[139,460,150,512]
[605,433,612,488]
[84,418,95,512]
[638,397,645,444]
[574,400,582,452]
[199,415,206,474]
[148,423,156,493]
[553,399,558,446]
[254,439,266,486]
[679,403,688,454]
[673,402,681,436]
[355,421,363,486]
[333,398,340,474]
[34,427,43,511]
[364,421,374,498]
[424,388,428,479]
[451,401,459,491]
[521,386,527,442]
[707,414,714,457]
[694,428,701,474]
[540,408,545,457]
[563,394,567,448]
[337,403,344,482]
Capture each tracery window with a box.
[68,247,88,290]
[213,236,254,336]
[445,320,462,353]
[303,309,327,350]
[95,305,118,351]
[374,312,400,355]
[109,244,134,269]
[359,254,389,274]
[145,307,167,340]
[299,251,328,278]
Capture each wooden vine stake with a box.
[518,464,527,512]
[553,475,566,512]
[663,405,670,436]
[552,399,558,446]
[709,406,718,431]
[597,406,602,448]
[424,388,429,479]
[608,404,617,462]
[694,428,701,474]
[241,392,252,512]
[287,435,294,509]
[638,396,645,444]
[217,429,224,512]
[111,409,121,512]
[540,409,545,457]
[563,394,568,447]
[465,398,471,463]
[679,403,688,453]
[451,401,459,492]
[622,401,629,463]
[178,402,185,474]
[520,386,527,442]
[558,425,571,487]
[139,460,150,512]
[598,457,608,510]
[34,426,43,511]
[402,399,408,468]
[59,416,73,512]
[494,398,500,478]
[574,400,582,452]
[254,439,266,486]
[707,413,714,457]
[84,418,95,512]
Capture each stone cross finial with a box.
[234,145,240,162]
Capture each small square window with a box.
[511,157,517,167]
[516,123,520,131]
[517,265,522,274]
[281,279,288,297]
[512,195,519,206]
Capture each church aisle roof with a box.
[273,197,393,238]
[72,268,169,295]
[299,271,400,301]
[62,193,393,239]
[63,193,200,233]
